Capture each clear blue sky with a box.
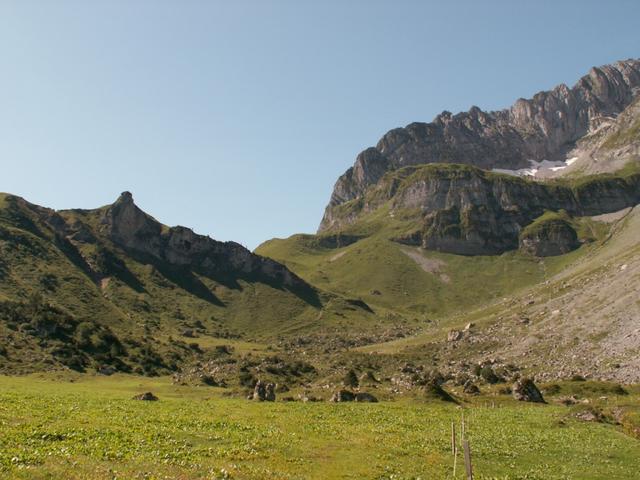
[1,1,639,249]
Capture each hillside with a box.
[0,192,373,375]
[256,59,640,384]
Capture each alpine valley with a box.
[2,58,640,480]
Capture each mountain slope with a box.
[358,205,640,383]
[0,192,373,374]
[256,59,640,383]
[256,205,607,320]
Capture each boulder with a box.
[447,330,463,342]
[251,380,276,402]
[298,393,322,402]
[463,380,480,395]
[181,329,195,338]
[97,365,116,376]
[512,378,545,403]
[424,381,456,403]
[132,392,158,401]
[354,392,378,403]
[330,389,355,402]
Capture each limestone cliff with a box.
[321,59,640,232]
[328,164,640,255]
[97,192,304,288]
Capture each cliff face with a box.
[321,59,640,232]
[518,217,579,257]
[1,191,314,298]
[330,164,640,255]
[97,192,303,288]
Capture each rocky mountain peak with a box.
[102,192,162,251]
[115,191,134,206]
[320,58,640,232]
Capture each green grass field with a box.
[1,375,638,479]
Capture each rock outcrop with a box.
[321,59,640,232]
[330,389,356,402]
[99,192,308,290]
[519,216,579,257]
[328,163,639,255]
[512,378,545,403]
[251,380,276,401]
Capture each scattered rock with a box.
[354,392,378,402]
[360,371,380,383]
[463,380,480,395]
[251,380,276,402]
[330,389,355,402]
[447,330,463,342]
[512,378,545,403]
[132,392,158,401]
[463,322,475,331]
[575,407,608,423]
[558,395,579,406]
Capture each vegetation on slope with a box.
[0,193,376,375]
[257,203,611,322]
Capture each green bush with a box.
[343,369,359,388]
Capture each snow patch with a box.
[492,157,579,177]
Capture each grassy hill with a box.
[256,201,608,322]
[256,165,640,383]
[0,193,374,375]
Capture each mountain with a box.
[0,192,372,374]
[256,59,640,382]
[321,58,640,231]
[2,58,639,385]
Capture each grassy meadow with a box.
[1,374,639,480]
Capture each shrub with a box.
[343,369,359,388]
[480,366,501,384]
[239,371,255,388]
[544,384,561,395]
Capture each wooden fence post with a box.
[463,439,473,480]
[451,421,456,455]
[451,420,458,478]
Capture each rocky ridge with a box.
[321,59,640,232]
[324,163,640,255]
[93,192,308,290]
